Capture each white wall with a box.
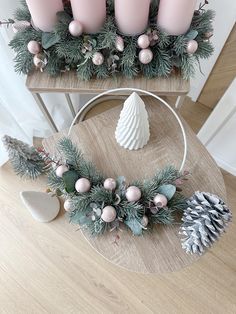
[198,78,236,175]
[189,0,236,101]
[0,0,80,136]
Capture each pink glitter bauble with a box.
[69,20,83,37]
[75,178,91,193]
[139,49,153,64]
[101,206,117,223]
[92,52,104,66]
[103,178,117,191]
[186,40,198,54]
[141,215,149,227]
[137,34,150,49]
[126,186,142,202]
[56,165,69,178]
[153,194,168,208]
[205,31,213,39]
[115,36,124,52]
[27,40,41,55]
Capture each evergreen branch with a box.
[57,137,83,171]
[151,208,175,225]
[48,170,65,192]
[153,166,181,186]
[2,135,49,180]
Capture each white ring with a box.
[68,88,187,172]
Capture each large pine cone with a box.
[180,191,232,255]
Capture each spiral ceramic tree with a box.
[115,92,150,150]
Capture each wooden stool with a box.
[43,96,226,274]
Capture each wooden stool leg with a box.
[32,93,58,132]
[175,95,186,110]
[65,93,76,118]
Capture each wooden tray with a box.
[43,97,226,273]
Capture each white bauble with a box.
[115,92,150,150]
[56,165,69,178]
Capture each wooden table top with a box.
[26,70,190,95]
[43,97,226,274]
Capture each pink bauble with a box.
[27,40,41,54]
[205,31,213,39]
[126,186,142,202]
[64,199,72,212]
[101,206,117,223]
[153,194,168,208]
[75,178,91,193]
[56,165,69,178]
[141,215,149,227]
[115,36,124,52]
[33,53,48,70]
[139,49,153,64]
[104,178,117,191]
[137,34,150,49]
[69,20,83,37]
[92,52,104,66]
[12,21,31,33]
[186,40,198,54]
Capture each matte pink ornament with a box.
[139,49,153,64]
[92,52,104,66]
[153,194,168,208]
[186,40,198,54]
[27,40,41,54]
[104,178,117,191]
[56,165,69,178]
[141,215,149,227]
[101,206,117,223]
[64,199,72,212]
[126,186,142,202]
[75,178,91,193]
[115,36,124,52]
[69,20,83,37]
[137,34,150,49]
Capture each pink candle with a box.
[115,0,151,36]
[26,0,64,32]
[70,0,106,34]
[157,0,197,35]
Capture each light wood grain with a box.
[0,100,235,313]
[26,70,190,95]
[198,24,236,109]
[43,97,226,274]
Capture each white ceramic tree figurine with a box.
[115,92,150,150]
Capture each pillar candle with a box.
[115,0,151,36]
[157,0,197,35]
[26,0,64,32]
[70,0,106,34]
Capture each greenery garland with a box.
[47,138,188,236]
[2,134,232,255]
[3,135,188,236]
[8,0,214,80]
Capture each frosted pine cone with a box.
[180,191,232,255]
